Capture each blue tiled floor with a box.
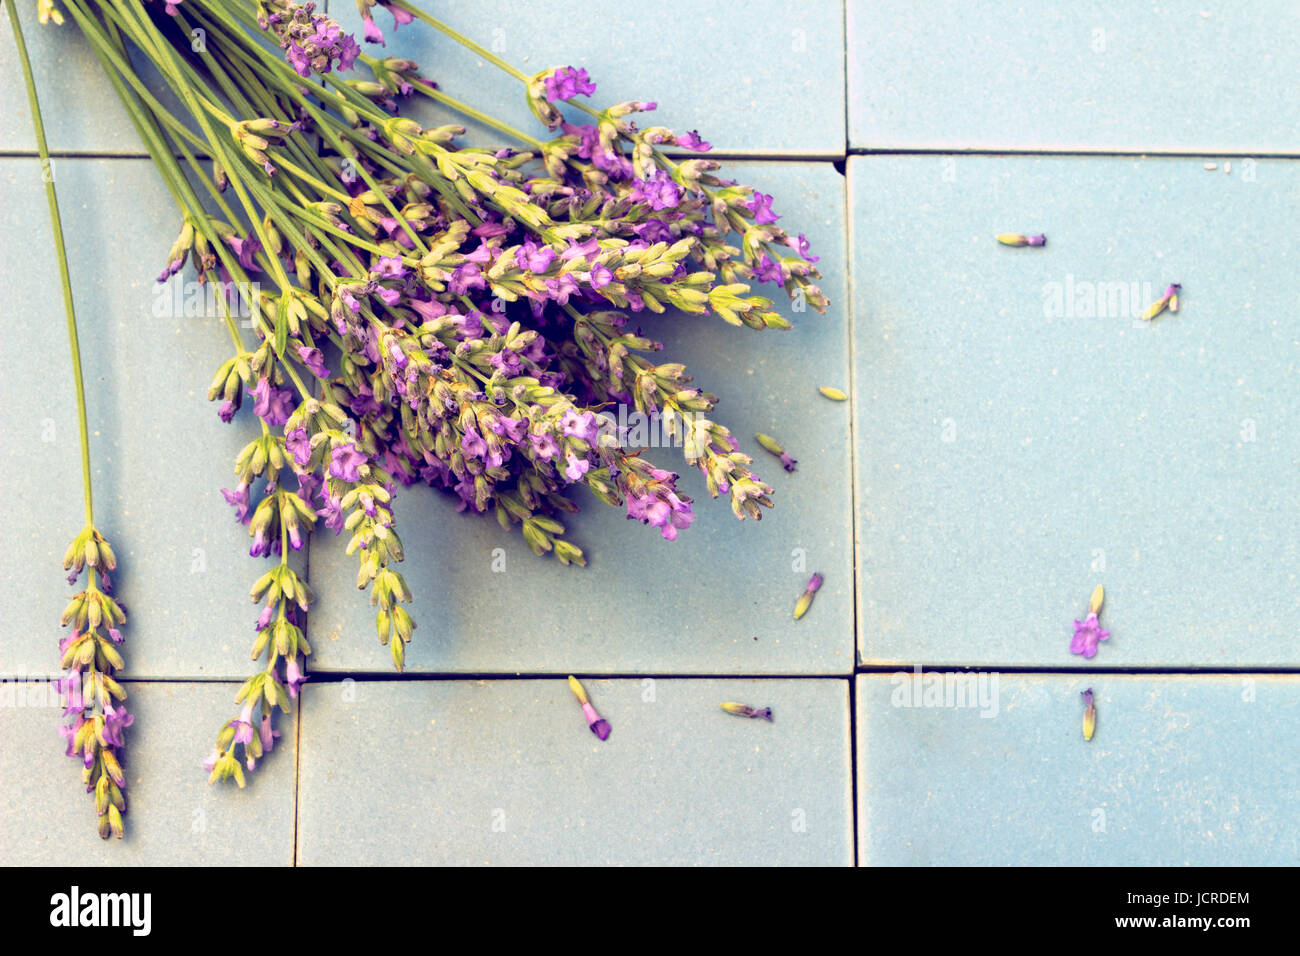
[0,681,297,866]
[297,679,852,865]
[4,2,1297,865]
[857,673,1300,865]
[0,159,289,681]
[848,0,1300,154]
[851,154,1300,669]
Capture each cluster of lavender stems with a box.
[11,0,132,837]
[48,0,829,788]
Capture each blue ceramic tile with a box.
[297,678,852,865]
[0,2,181,156]
[307,162,852,676]
[848,0,1300,154]
[856,673,1300,865]
[0,158,291,679]
[331,0,846,156]
[851,154,1300,667]
[0,680,296,865]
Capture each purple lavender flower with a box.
[1070,613,1110,659]
[232,704,255,745]
[746,192,780,225]
[295,345,330,378]
[220,482,252,524]
[251,377,295,427]
[754,255,784,284]
[629,170,682,211]
[675,130,712,152]
[374,255,407,278]
[286,43,312,76]
[449,263,486,296]
[530,431,560,461]
[544,273,580,305]
[285,656,308,699]
[101,702,134,748]
[329,441,368,482]
[227,234,263,272]
[633,219,673,243]
[259,713,280,752]
[786,232,820,263]
[270,6,362,76]
[520,240,557,273]
[563,451,590,482]
[59,668,84,717]
[489,348,523,376]
[625,467,695,541]
[59,718,84,759]
[544,66,597,102]
[285,428,313,468]
[383,2,414,29]
[318,493,345,533]
[461,426,489,460]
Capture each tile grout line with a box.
[849,147,1300,159]
[292,525,311,867]
[839,0,862,856]
[834,0,860,869]
[14,667,1300,683]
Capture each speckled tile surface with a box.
[296,678,853,865]
[0,681,296,865]
[308,161,853,676]
[848,0,1300,154]
[856,673,1300,865]
[0,158,285,679]
[851,154,1300,668]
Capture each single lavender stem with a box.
[389,0,530,83]
[9,0,94,526]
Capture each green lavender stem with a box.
[7,0,95,527]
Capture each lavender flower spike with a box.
[567,676,611,741]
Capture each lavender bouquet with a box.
[23,0,828,831]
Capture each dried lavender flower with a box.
[1081,688,1097,741]
[568,676,611,741]
[794,572,824,620]
[1141,283,1182,320]
[755,433,797,472]
[996,233,1046,247]
[721,702,773,721]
